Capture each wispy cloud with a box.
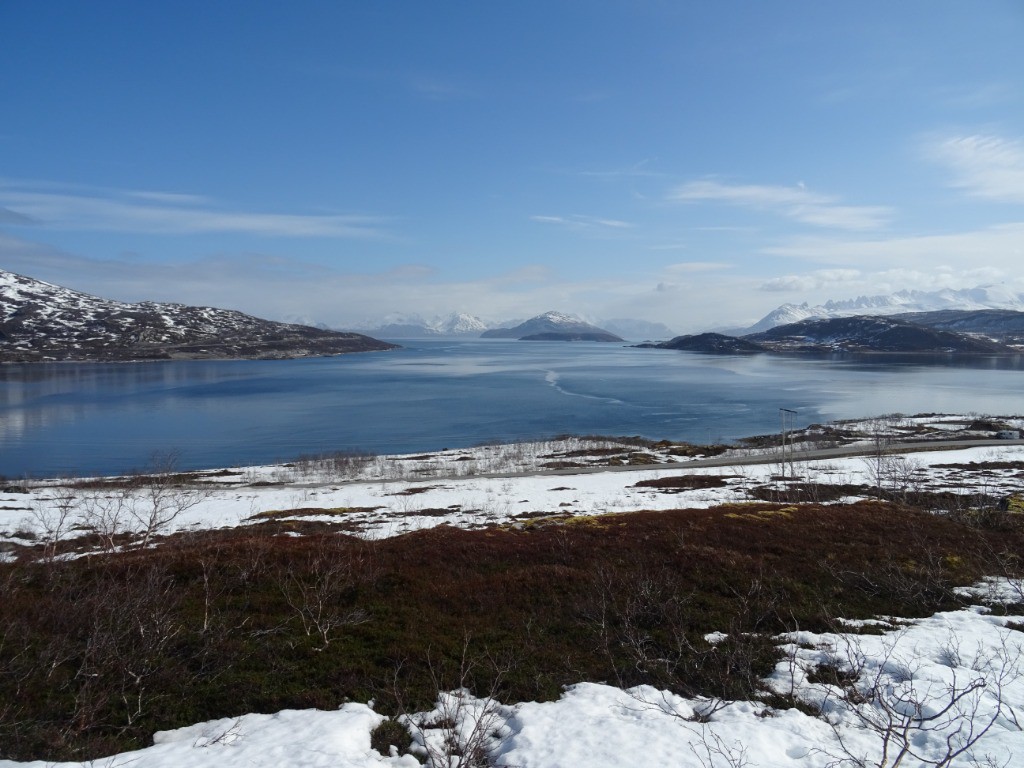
[0,206,36,225]
[576,160,666,179]
[757,265,1021,299]
[409,75,472,101]
[0,180,387,238]
[0,240,635,328]
[664,261,732,274]
[926,134,1024,204]
[764,222,1024,272]
[760,269,862,292]
[669,179,892,231]
[530,214,632,231]
[935,83,1015,110]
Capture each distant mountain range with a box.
[740,285,1024,334]
[0,269,396,362]
[597,318,675,341]
[354,312,671,340]
[648,310,1024,356]
[14,266,1018,362]
[480,311,623,342]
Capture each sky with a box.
[1,1,1023,333]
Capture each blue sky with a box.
[2,1,1023,332]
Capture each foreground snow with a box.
[3,593,1020,768]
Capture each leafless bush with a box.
[811,630,1022,767]
[68,454,210,552]
[686,723,752,768]
[30,485,79,560]
[275,537,373,650]
[293,451,376,482]
[586,567,783,716]
[390,638,513,768]
[52,563,186,739]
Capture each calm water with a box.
[1,340,1023,477]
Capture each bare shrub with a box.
[274,537,373,650]
[30,485,79,560]
[46,562,187,741]
[586,566,783,712]
[70,453,210,551]
[294,450,375,482]
[390,637,513,767]
[805,629,1023,767]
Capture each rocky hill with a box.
[745,315,1014,354]
[648,313,1024,356]
[520,331,624,342]
[0,269,397,362]
[643,332,765,354]
[481,311,624,341]
[894,309,1024,345]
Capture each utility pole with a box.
[780,408,797,479]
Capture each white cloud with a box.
[869,266,1014,293]
[764,222,1024,271]
[669,179,892,230]
[752,264,1024,311]
[664,261,732,274]
[926,134,1024,204]
[0,180,387,238]
[576,160,665,179]
[530,214,632,230]
[760,269,861,292]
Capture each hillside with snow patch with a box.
[0,269,396,362]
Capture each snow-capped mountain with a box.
[0,268,396,362]
[351,312,490,338]
[480,311,623,341]
[436,312,489,335]
[743,285,1024,334]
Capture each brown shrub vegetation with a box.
[1,503,1021,761]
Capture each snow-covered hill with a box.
[352,312,491,338]
[0,269,396,362]
[744,285,1024,334]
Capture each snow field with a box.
[4,443,1023,550]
